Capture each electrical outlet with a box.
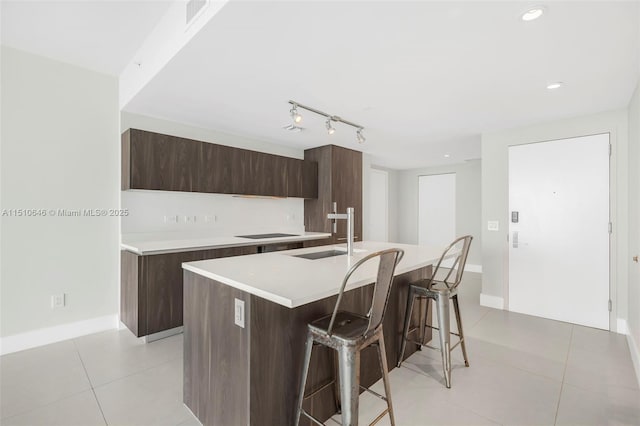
[51,293,65,309]
[234,298,245,328]
[487,220,499,231]
[164,215,178,224]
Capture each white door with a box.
[418,174,456,247]
[369,169,388,241]
[508,134,610,330]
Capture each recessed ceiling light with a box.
[546,82,563,90]
[444,154,450,158]
[521,7,545,21]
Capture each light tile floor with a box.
[1,272,639,425]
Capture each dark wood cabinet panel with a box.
[126,129,196,192]
[122,129,317,198]
[332,146,363,241]
[121,245,258,337]
[304,146,333,235]
[288,158,319,199]
[196,142,233,194]
[304,145,362,243]
[246,151,288,197]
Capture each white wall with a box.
[120,112,305,237]
[481,109,629,331]
[362,160,400,243]
[628,80,640,374]
[0,47,120,349]
[397,160,482,267]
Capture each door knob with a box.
[634,255,639,263]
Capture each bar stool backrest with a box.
[326,248,405,337]
[429,235,473,291]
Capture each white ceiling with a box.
[122,0,639,169]
[1,0,172,75]
[2,1,638,169]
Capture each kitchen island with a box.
[182,241,444,426]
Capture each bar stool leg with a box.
[418,295,425,349]
[338,346,360,426]
[376,335,395,426]
[435,293,452,388]
[295,333,314,426]
[452,295,469,367]
[333,349,342,413]
[397,289,416,367]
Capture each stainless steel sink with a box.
[292,250,347,260]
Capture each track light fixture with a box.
[326,118,336,135]
[287,100,365,144]
[290,104,303,123]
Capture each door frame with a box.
[506,132,614,331]
[417,172,456,247]
[370,168,389,242]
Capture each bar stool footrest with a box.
[359,385,388,401]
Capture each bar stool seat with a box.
[397,235,473,389]
[295,248,404,426]
[309,311,370,342]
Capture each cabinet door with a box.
[143,251,202,335]
[287,159,318,199]
[196,142,233,193]
[302,160,318,199]
[332,146,363,241]
[129,130,196,192]
[246,152,287,196]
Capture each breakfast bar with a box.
[181,241,444,426]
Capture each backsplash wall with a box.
[121,190,304,237]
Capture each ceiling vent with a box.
[186,0,208,25]
[282,124,304,133]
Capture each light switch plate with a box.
[487,220,499,231]
[234,298,245,328]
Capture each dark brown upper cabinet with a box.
[122,129,317,198]
[123,129,196,191]
[304,145,362,243]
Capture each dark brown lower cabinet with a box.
[183,265,432,426]
[121,246,257,337]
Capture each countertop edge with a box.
[121,233,332,256]
[181,245,442,308]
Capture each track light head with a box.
[326,118,336,135]
[356,128,365,144]
[290,105,302,124]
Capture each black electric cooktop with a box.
[235,233,300,239]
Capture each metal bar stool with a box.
[397,235,473,388]
[295,248,405,426]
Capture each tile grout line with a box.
[553,324,574,426]
[0,388,91,423]
[89,351,184,390]
[73,339,108,426]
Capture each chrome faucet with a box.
[328,203,355,256]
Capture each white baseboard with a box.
[465,264,482,273]
[480,293,504,310]
[626,329,640,389]
[0,314,119,356]
[617,318,630,335]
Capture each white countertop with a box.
[182,241,445,308]
[121,232,331,255]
